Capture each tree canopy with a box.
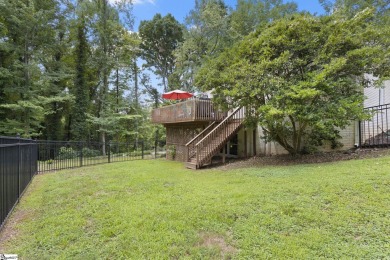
[0,0,154,145]
[1,0,389,153]
[196,10,389,154]
[139,13,183,92]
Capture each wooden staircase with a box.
[185,107,245,169]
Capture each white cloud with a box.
[132,0,156,5]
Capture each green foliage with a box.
[320,0,389,19]
[71,19,90,141]
[173,0,232,91]
[139,13,183,92]
[230,0,298,38]
[46,159,54,165]
[166,145,176,160]
[2,156,390,258]
[0,0,148,143]
[81,147,100,158]
[0,0,61,137]
[56,146,78,160]
[196,11,389,155]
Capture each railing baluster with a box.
[192,107,244,168]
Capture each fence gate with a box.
[360,103,390,148]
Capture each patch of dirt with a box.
[197,232,237,258]
[214,148,390,170]
[0,209,32,252]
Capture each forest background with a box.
[0,0,388,146]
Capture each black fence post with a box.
[358,120,362,147]
[142,141,144,159]
[17,134,21,201]
[108,141,111,163]
[34,139,38,174]
[80,142,83,167]
[154,140,157,160]
[29,140,32,179]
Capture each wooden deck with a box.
[151,98,227,124]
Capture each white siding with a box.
[256,123,357,155]
[364,76,390,107]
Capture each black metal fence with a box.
[0,136,37,230]
[37,140,166,172]
[360,103,390,147]
[1,136,166,230]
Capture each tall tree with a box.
[138,13,183,92]
[40,2,74,141]
[0,0,59,137]
[196,11,389,155]
[230,0,297,38]
[320,0,389,18]
[172,0,232,91]
[71,18,90,141]
[319,0,389,79]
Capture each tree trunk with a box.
[134,61,138,107]
[101,131,106,156]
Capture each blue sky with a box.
[132,0,325,31]
[128,0,325,94]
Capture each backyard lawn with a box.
[0,156,389,259]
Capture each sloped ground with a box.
[0,155,389,259]
[217,148,390,170]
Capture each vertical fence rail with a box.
[1,136,166,231]
[36,140,166,173]
[360,103,390,147]
[0,136,37,230]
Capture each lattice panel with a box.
[166,125,204,145]
[165,124,207,162]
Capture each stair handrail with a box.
[185,122,217,147]
[195,107,245,167]
[195,107,242,147]
[185,121,217,162]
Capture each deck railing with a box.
[151,98,226,124]
[185,122,217,161]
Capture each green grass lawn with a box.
[1,156,389,259]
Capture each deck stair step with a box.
[185,107,245,169]
[185,162,197,169]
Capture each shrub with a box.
[56,147,78,160]
[46,159,53,164]
[82,147,100,158]
[130,150,143,157]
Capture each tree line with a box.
[1,0,389,154]
[0,0,152,143]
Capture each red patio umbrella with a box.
[162,89,194,100]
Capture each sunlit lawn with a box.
[1,156,389,259]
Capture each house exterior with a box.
[152,80,390,169]
[360,79,390,147]
[257,78,390,155]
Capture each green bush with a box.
[131,150,144,157]
[82,147,101,158]
[56,147,78,160]
[46,159,53,164]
